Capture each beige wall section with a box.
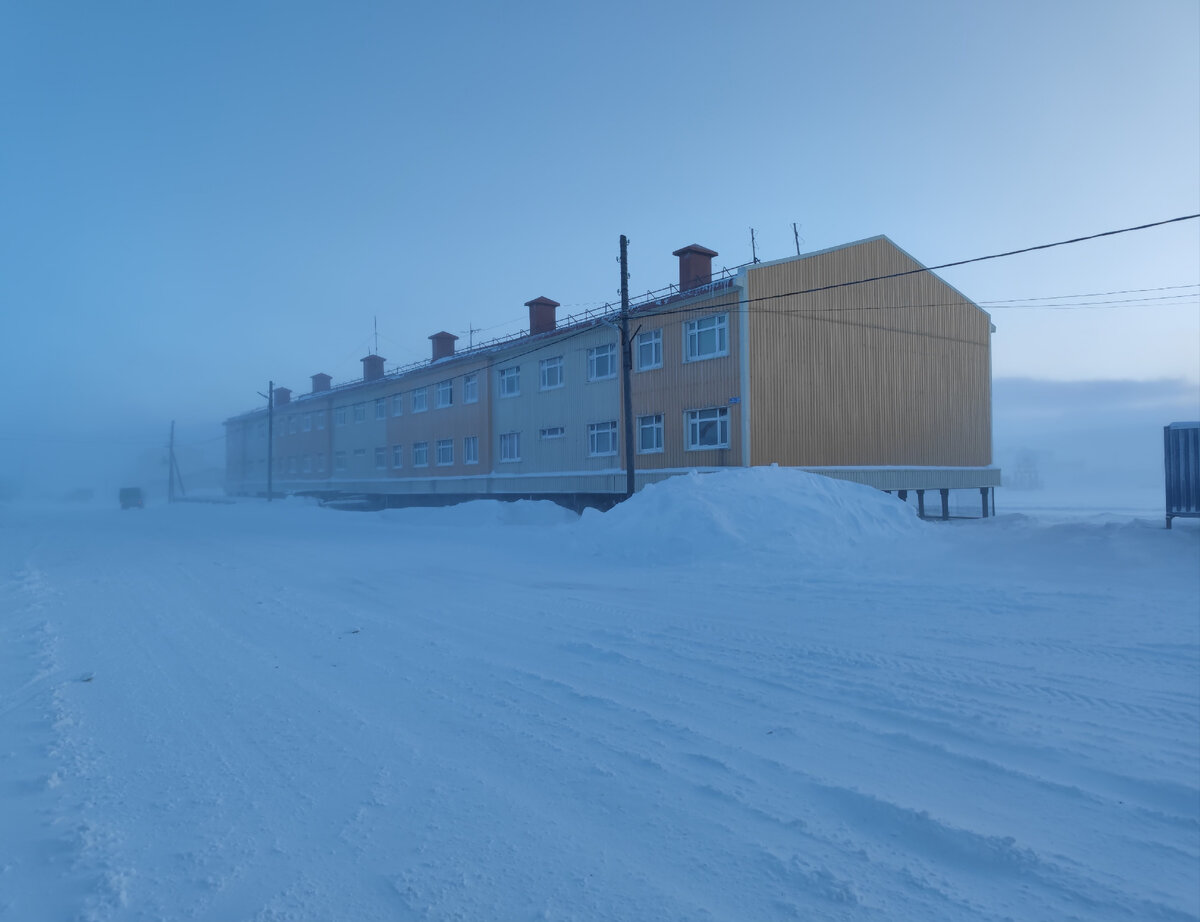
[490,325,622,480]
[746,236,992,467]
[628,289,744,469]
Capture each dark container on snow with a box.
[1164,421,1200,528]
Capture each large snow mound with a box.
[580,466,923,563]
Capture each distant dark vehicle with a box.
[119,487,145,510]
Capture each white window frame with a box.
[637,414,664,454]
[539,356,564,390]
[436,439,453,466]
[288,416,297,435]
[411,388,428,413]
[539,426,565,440]
[316,412,325,430]
[636,329,662,371]
[436,380,452,408]
[413,441,429,467]
[685,406,730,450]
[587,344,617,381]
[498,366,520,398]
[391,394,403,416]
[334,451,347,472]
[303,413,312,432]
[463,435,478,465]
[499,432,520,462]
[374,447,387,469]
[392,445,403,468]
[588,420,618,457]
[375,399,387,420]
[463,373,479,404]
[335,407,347,427]
[353,403,366,423]
[684,313,729,362]
[352,448,366,463]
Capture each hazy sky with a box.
[2,0,1198,444]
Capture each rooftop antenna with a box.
[469,323,478,349]
[750,227,759,263]
[793,222,804,256]
[373,315,379,354]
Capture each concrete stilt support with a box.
[898,490,908,502]
[981,486,989,518]
[940,488,950,520]
[916,490,925,518]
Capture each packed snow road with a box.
[2,470,1197,921]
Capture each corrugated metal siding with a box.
[628,291,744,469]
[746,237,993,467]
[1165,422,1200,517]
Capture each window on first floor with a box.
[637,414,664,453]
[685,406,730,450]
[463,435,478,464]
[303,454,313,472]
[499,432,520,462]
[392,445,403,468]
[334,451,347,472]
[588,420,618,457]
[316,452,325,472]
[413,441,429,467]
[436,439,453,466]
[539,425,564,440]
[375,447,387,469]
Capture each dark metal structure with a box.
[1164,421,1200,528]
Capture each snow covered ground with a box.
[2,468,1197,921]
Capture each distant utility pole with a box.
[750,227,759,263]
[619,234,635,500]
[259,381,275,502]
[167,420,186,503]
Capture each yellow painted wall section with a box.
[746,237,992,467]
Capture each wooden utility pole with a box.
[266,381,274,502]
[619,235,634,500]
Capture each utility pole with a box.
[167,421,176,503]
[793,222,802,256]
[619,234,634,500]
[266,381,274,502]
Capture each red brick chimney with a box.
[672,244,718,292]
[525,297,560,336]
[310,373,331,394]
[273,386,292,406]
[429,331,458,361]
[361,354,386,382]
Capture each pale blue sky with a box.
[2,0,1197,441]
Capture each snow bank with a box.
[580,467,923,564]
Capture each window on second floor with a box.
[412,388,428,413]
[463,373,479,404]
[539,356,564,390]
[436,380,452,408]
[498,367,520,397]
[588,344,617,380]
[684,313,728,362]
[637,329,663,371]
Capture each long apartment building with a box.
[225,235,1001,510]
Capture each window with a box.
[353,448,366,464]
[288,416,297,435]
[413,441,429,467]
[499,432,520,462]
[685,407,730,449]
[436,380,452,408]
[539,356,564,390]
[316,453,325,473]
[303,413,312,432]
[436,439,453,466]
[353,403,366,423]
[588,421,618,456]
[588,344,617,380]
[463,373,479,404]
[303,454,313,473]
[375,399,387,420]
[539,426,565,440]
[638,414,664,453]
[391,394,403,416]
[316,412,325,430]
[375,447,387,469]
[637,330,662,371]
[334,451,347,472]
[335,407,347,427]
[498,366,520,397]
[392,445,403,468]
[685,313,729,361]
[412,388,428,413]
[463,436,478,465]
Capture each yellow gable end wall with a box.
[746,237,993,468]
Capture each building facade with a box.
[225,235,1001,509]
